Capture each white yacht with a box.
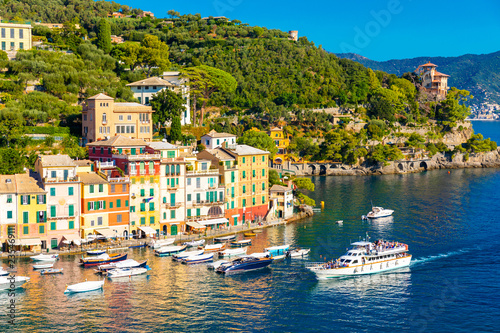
[366,206,394,219]
[307,240,411,279]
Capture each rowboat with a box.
[64,280,104,294]
[231,239,252,247]
[96,259,148,273]
[155,245,187,257]
[202,243,226,253]
[30,254,59,261]
[287,248,311,258]
[107,267,148,278]
[214,235,236,242]
[40,268,64,275]
[129,243,147,249]
[149,238,176,249]
[244,232,256,237]
[220,247,248,258]
[33,263,54,270]
[87,250,106,255]
[172,249,204,261]
[207,260,229,270]
[182,253,214,265]
[183,239,205,247]
[0,276,30,290]
[80,253,128,267]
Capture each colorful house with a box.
[201,130,237,149]
[415,62,449,99]
[268,127,290,164]
[269,184,294,220]
[0,175,18,251]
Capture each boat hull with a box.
[0,276,30,290]
[308,255,412,279]
[214,235,236,242]
[182,253,214,265]
[80,254,128,267]
[64,281,104,293]
[216,258,273,275]
[107,268,148,278]
[155,245,186,257]
[31,254,59,262]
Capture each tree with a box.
[150,89,186,127]
[97,18,111,53]
[0,110,24,147]
[269,169,284,186]
[368,96,395,121]
[0,148,25,174]
[436,88,472,123]
[237,129,278,156]
[293,178,315,191]
[167,10,180,18]
[140,35,171,77]
[182,65,237,126]
[170,116,182,142]
[111,42,142,70]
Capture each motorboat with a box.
[30,254,59,261]
[64,280,104,293]
[248,252,272,259]
[207,260,229,270]
[306,239,411,279]
[149,238,176,249]
[0,267,10,276]
[80,253,128,267]
[366,206,394,219]
[202,243,226,253]
[214,235,236,242]
[155,245,187,257]
[220,247,248,258]
[0,276,30,290]
[33,263,54,270]
[96,259,148,273]
[86,250,106,255]
[182,253,214,265]
[216,256,273,275]
[183,239,205,247]
[231,239,252,247]
[40,268,63,275]
[107,267,148,278]
[336,220,343,224]
[172,249,204,261]
[265,244,290,261]
[287,248,311,258]
[252,229,263,233]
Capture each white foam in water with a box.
[410,247,477,266]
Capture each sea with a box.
[2,121,500,332]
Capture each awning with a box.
[199,218,229,226]
[13,238,42,246]
[94,228,116,238]
[62,234,82,246]
[138,226,157,235]
[186,221,206,229]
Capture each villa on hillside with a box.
[415,62,449,99]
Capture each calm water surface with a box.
[2,122,500,332]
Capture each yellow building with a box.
[268,127,290,164]
[82,93,154,145]
[0,22,32,53]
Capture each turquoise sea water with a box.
[2,121,500,332]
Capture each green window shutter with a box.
[262,196,265,204]
[170,210,175,219]
[125,200,129,207]
[262,156,265,162]
[94,201,98,210]
[28,195,31,205]
[170,193,175,205]
[23,226,29,234]
[117,199,121,208]
[231,201,234,209]
[187,209,191,217]
[253,198,256,205]
[243,185,246,194]
[90,185,94,193]
[140,217,145,225]
[140,189,145,197]
[150,188,154,196]
[68,187,74,196]
[243,199,246,207]
[262,169,265,177]
[150,176,154,183]
[176,178,179,185]
[23,211,29,223]
[50,188,55,196]
[242,157,246,164]
[167,178,170,186]
[69,204,74,217]
[176,165,180,174]
[242,171,246,179]
[262,182,265,190]
[39,225,44,234]
[50,222,56,231]
[231,187,234,198]
[108,148,112,154]
[50,205,56,218]
[118,148,122,154]
[149,202,154,211]
[253,156,255,163]
[149,216,155,224]
[253,170,256,177]
[140,203,145,211]
[110,202,114,209]
[131,148,136,155]
[69,220,74,229]
[231,171,235,183]
[206,192,209,201]
[99,184,103,192]
[88,202,91,211]
[196,208,200,216]
[253,184,256,193]
[103,201,106,209]
[7,211,12,219]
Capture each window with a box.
[140,203,145,212]
[1,41,4,51]
[119,115,123,121]
[19,42,23,49]
[116,199,121,208]
[110,184,115,193]
[145,97,150,104]
[167,151,175,158]
[140,217,146,225]
[252,184,256,193]
[253,170,256,177]
[7,211,12,219]
[231,201,234,209]
[1,28,4,38]
[69,204,74,217]
[253,198,256,205]
[262,156,265,162]
[150,176,154,184]
[109,202,114,209]
[196,208,200,217]
[125,200,129,207]
[138,97,141,104]
[7,194,12,203]
[149,216,155,224]
[187,194,191,201]
[262,169,265,177]
[51,171,57,178]
[130,206,135,213]
[140,189,145,197]
[196,193,201,203]
[149,202,154,211]
[99,184,104,193]
[98,217,103,225]
[91,220,95,226]
[242,157,246,164]
[187,209,191,217]
[262,196,266,204]
[88,202,94,211]
[242,199,246,207]
[69,221,74,229]
[196,178,201,188]
[242,185,246,194]
[10,29,14,38]
[21,195,30,205]
[68,187,74,196]
[23,226,29,235]
[127,115,132,121]
[49,188,56,196]
[170,210,175,219]
[262,182,266,190]
[242,171,246,179]
[201,163,207,171]
[187,178,191,186]
[253,156,256,163]
[89,185,94,193]
[50,222,56,231]
[117,214,122,223]
[39,225,45,234]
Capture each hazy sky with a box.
[116,0,500,61]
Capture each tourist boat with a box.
[149,238,176,249]
[220,247,248,258]
[80,253,128,267]
[182,253,214,265]
[0,267,9,276]
[33,263,54,270]
[64,280,104,293]
[30,254,59,261]
[214,235,236,242]
[366,206,394,219]
[244,232,256,237]
[207,260,229,270]
[231,239,252,247]
[202,243,226,253]
[287,248,311,258]
[129,243,147,249]
[183,239,205,247]
[87,250,106,255]
[306,239,412,279]
[155,245,187,257]
[265,244,290,261]
[96,259,148,273]
[40,268,64,275]
[172,249,204,261]
[107,267,148,278]
[0,276,30,290]
[216,256,273,275]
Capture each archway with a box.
[397,163,404,171]
[319,165,327,175]
[123,230,128,240]
[308,164,317,174]
[274,157,283,164]
[162,225,168,236]
[208,206,222,217]
[420,161,428,170]
[410,162,415,169]
[131,230,137,239]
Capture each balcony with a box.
[186,168,219,176]
[108,176,129,183]
[167,186,178,192]
[163,202,182,209]
[43,176,79,183]
[98,161,115,168]
[190,200,224,207]
[112,153,161,161]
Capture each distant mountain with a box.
[336,51,500,105]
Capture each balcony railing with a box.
[112,153,161,161]
[190,200,224,207]
[108,176,129,183]
[43,176,79,183]
[164,202,182,208]
[186,169,219,176]
[167,186,178,192]
[99,161,115,168]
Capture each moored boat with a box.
[0,267,10,276]
[80,253,128,267]
[129,243,147,249]
[64,280,104,293]
[107,267,148,278]
[216,256,273,275]
[182,253,214,265]
[287,248,311,258]
[366,206,394,219]
[149,238,176,249]
[155,245,187,257]
[202,243,226,253]
[265,244,290,261]
[30,254,59,261]
[96,259,148,273]
[231,239,252,247]
[207,260,229,270]
[214,235,236,242]
[40,268,64,275]
[0,276,30,290]
[306,239,411,279]
[172,249,204,261]
[252,229,263,233]
[33,263,54,270]
[183,239,205,247]
[220,247,248,258]
[244,232,256,237]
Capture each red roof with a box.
[433,71,449,77]
[421,62,437,67]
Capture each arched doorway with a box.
[171,225,178,236]
[162,225,168,236]
[131,230,137,239]
[123,230,128,240]
[319,165,327,175]
[398,163,404,171]
[208,206,222,217]
[308,164,316,174]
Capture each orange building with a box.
[415,62,449,99]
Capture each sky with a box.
[116,0,500,61]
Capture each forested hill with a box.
[336,51,500,105]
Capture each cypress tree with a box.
[170,116,182,143]
[97,18,111,53]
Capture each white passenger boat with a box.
[30,254,59,261]
[107,267,148,278]
[155,245,187,257]
[307,239,412,279]
[149,238,176,249]
[183,239,205,247]
[220,247,248,258]
[172,249,204,261]
[0,267,10,276]
[33,263,54,270]
[207,260,229,270]
[64,280,104,293]
[287,248,311,258]
[366,206,394,219]
[182,253,214,265]
[0,276,30,290]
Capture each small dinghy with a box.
[183,239,205,247]
[33,263,54,270]
[336,220,343,225]
[107,267,148,278]
[214,235,236,242]
[30,254,59,261]
[287,248,311,258]
[0,276,30,290]
[202,243,226,253]
[182,253,214,265]
[172,249,204,261]
[64,280,104,294]
[207,260,229,270]
[0,267,10,276]
[40,268,63,275]
[96,259,148,274]
[231,239,252,247]
[220,247,248,258]
[87,250,106,255]
[149,238,175,249]
[129,243,147,249]
[155,245,187,257]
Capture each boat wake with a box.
[410,247,479,267]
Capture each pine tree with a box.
[170,116,182,143]
[96,18,111,53]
